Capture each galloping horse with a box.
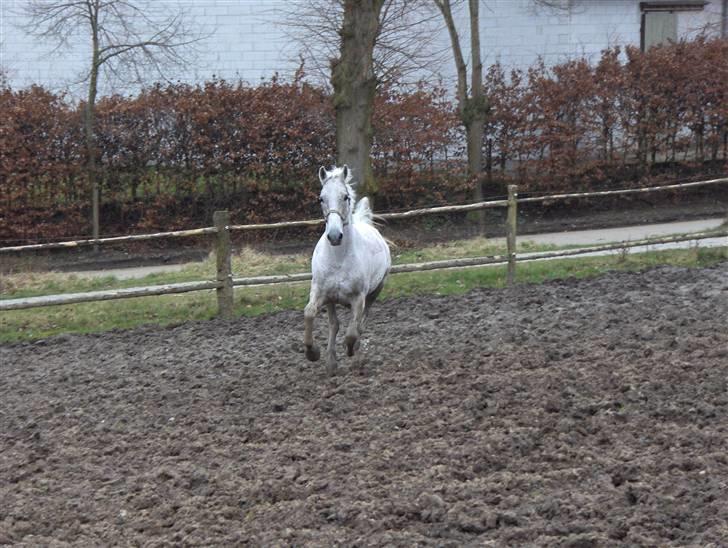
[303,165,391,376]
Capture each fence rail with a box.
[3,229,725,312]
[4,177,726,254]
[0,281,221,311]
[0,227,218,254]
[1,177,726,314]
[225,199,511,232]
[517,176,728,204]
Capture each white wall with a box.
[474,0,639,67]
[0,0,723,98]
[0,0,293,96]
[677,0,725,40]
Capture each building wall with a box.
[460,0,640,68]
[0,0,723,97]
[0,0,293,95]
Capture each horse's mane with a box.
[355,197,395,248]
[353,197,373,226]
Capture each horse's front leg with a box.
[304,291,322,362]
[325,303,339,376]
[345,293,365,357]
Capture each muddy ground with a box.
[1,263,728,546]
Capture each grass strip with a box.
[1,245,725,344]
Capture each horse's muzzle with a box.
[327,231,343,246]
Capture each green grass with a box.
[0,237,550,300]
[391,237,555,264]
[0,247,311,299]
[1,243,725,344]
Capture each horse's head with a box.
[318,165,355,246]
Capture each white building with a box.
[0,0,725,97]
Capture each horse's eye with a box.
[344,195,350,202]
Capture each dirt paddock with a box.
[2,263,728,546]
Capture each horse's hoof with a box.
[305,345,320,362]
[345,335,357,357]
[326,364,338,377]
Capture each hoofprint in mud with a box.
[1,262,727,545]
[304,165,391,376]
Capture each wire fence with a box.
[1,177,726,314]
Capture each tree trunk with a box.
[331,0,384,198]
[86,75,99,246]
[436,0,487,232]
[467,119,485,199]
[467,0,485,179]
[86,4,101,248]
[468,0,487,233]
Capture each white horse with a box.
[304,165,391,376]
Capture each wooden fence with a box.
[1,177,727,315]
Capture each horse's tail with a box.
[353,197,374,226]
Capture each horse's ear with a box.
[318,166,327,185]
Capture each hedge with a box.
[1,38,726,243]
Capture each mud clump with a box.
[1,263,727,545]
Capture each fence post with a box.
[213,210,234,319]
[506,185,518,286]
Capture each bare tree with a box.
[691,0,728,38]
[434,0,578,231]
[329,0,385,197]
[283,0,444,88]
[0,48,7,88]
[433,0,487,229]
[283,0,445,196]
[21,0,207,243]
